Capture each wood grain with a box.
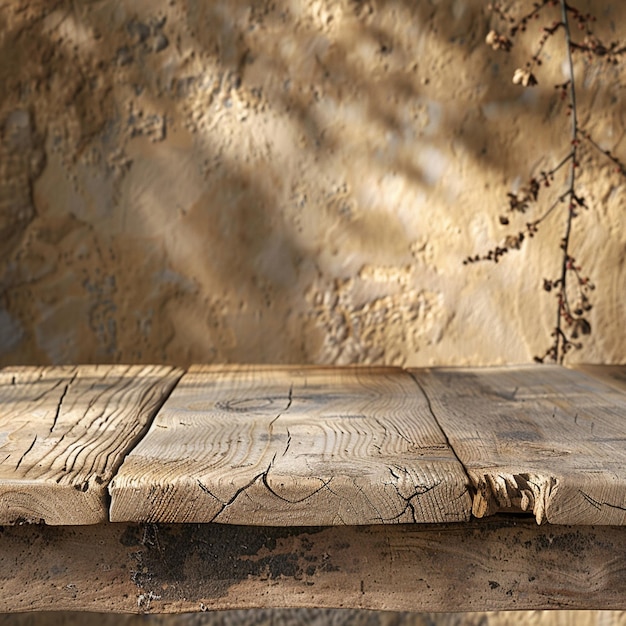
[0,365,182,525]
[109,365,472,524]
[412,365,626,525]
[1,519,625,613]
[571,365,626,394]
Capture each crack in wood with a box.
[61,374,145,484]
[49,372,77,433]
[208,470,269,522]
[197,479,218,501]
[580,490,626,512]
[106,367,184,519]
[384,479,441,523]
[261,469,334,505]
[406,372,470,472]
[406,370,474,493]
[268,384,293,430]
[15,435,37,471]
[29,376,66,403]
[283,427,292,456]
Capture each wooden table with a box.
[1,364,625,613]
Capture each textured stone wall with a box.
[0,1,624,622]
[1,0,624,368]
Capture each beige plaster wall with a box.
[1,0,624,368]
[0,1,624,624]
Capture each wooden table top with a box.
[1,364,624,526]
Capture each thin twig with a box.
[578,129,626,175]
[554,0,578,363]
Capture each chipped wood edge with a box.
[409,366,626,526]
[470,472,557,524]
[467,470,626,526]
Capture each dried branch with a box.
[467,0,625,363]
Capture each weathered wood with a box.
[109,365,472,524]
[412,365,626,525]
[0,365,182,525]
[4,612,625,626]
[571,364,626,394]
[0,518,624,613]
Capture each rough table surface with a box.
[0,365,182,524]
[109,365,472,524]
[0,363,624,526]
[414,365,626,525]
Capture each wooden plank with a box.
[0,365,182,525]
[0,518,625,613]
[109,365,472,524]
[4,611,625,626]
[571,365,626,394]
[412,365,626,525]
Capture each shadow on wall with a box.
[0,0,624,366]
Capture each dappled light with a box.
[0,0,624,368]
